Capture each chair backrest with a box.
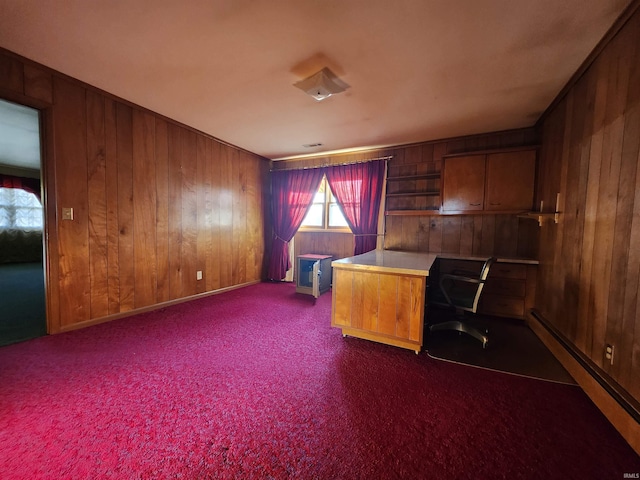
[469,257,496,312]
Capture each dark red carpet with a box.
[1,282,638,479]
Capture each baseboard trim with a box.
[528,309,640,455]
[58,280,261,333]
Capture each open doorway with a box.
[0,98,46,346]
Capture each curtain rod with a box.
[270,155,393,172]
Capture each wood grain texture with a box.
[180,129,198,298]
[331,263,426,353]
[132,110,157,308]
[167,123,183,300]
[0,55,23,93]
[86,90,109,318]
[53,77,91,326]
[536,8,640,408]
[155,119,170,304]
[105,98,121,314]
[284,129,539,260]
[219,145,234,288]
[116,103,135,311]
[442,155,485,211]
[1,49,269,332]
[23,64,52,103]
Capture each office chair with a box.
[429,257,496,348]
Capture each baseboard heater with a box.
[530,309,640,424]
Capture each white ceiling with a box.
[0,0,631,160]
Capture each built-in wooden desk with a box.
[331,250,538,353]
[331,250,438,354]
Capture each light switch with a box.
[62,207,74,221]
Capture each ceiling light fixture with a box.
[294,67,349,101]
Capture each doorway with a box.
[0,98,47,346]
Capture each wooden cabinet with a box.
[441,155,485,211]
[441,148,536,213]
[485,151,537,211]
[481,262,537,320]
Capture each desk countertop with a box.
[331,250,438,276]
[436,254,539,265]
[332,250,538,276]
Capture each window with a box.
[0,188,43,230]
[300,176,349,230]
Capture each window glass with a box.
[328,203,348,227]
[0,188,43,230]
[302,204,324,227]
[300,176,350,230]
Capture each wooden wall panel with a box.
[196,135,209,295]
[105,99,120,314]
[208,140,222,291]
[167,123,183,301]
[155,119,170,304]
[132,110,157,308]
[0,49,269,333]
[232,149,247,285]
[293,231,354,267]
[219,145,234,288]
[180,129,198,299]
[116,103,135,311]
[0,54,23,93]
[281,128,539,262]
[53,77,91,326]
[86,90,109,319]
[536,8,640,405]
[23,64,52,103]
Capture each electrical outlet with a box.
[604,344,614,365]
[196,270,203,280]
[61,207,74,221]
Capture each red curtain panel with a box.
[325,160,385,255]
[267,168,324,280]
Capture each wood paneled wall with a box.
[384,214,538,258]
[278,129,539,260]
[0,49,270,333]
[293,231,354,264]
[536,7,640,405]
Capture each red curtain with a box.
[0,174,41,202]
[325,160,386,255]
[268,168,325,280]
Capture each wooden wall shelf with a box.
[385,209,529,216]
[386,191,440,197]
[518,212,560,226]
[385,210,441,216]
[517,195,561,226]
[387,173,441,181]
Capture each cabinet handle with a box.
[470,203,481,206]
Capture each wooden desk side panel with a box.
[332,267,426,351]
[332,269,353,327]
[378,274,399,336]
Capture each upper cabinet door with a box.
[441,155,486,211]
[485,151,536,211]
